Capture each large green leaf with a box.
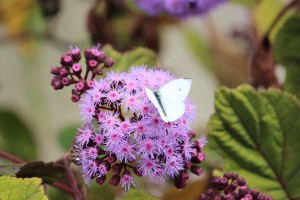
[0,109,37,161]
[284,66,300,100]
[57,124,79,151]
[103,44,157,72]
[0,176,48,200]
[208,85,300,199]
[274,15,300,67]
[122,189,159,200]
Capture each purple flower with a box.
[199,172,273,200]
[50,45,114,102]
[121,171,135,190]
[75,66,206,189]
[133,0,228,17]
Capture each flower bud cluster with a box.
[133,0,227,17]
[199,172,272,200]
[75,66,207,190]
[50,45,114,102]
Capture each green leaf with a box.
[230,0,259,6]
[27,3,46,33]
[274,15,300,67]
[208,85,300,199]
[122,189,159,200]
[0,109,37,161]
[103,44,157,72]
[284,66,300,100]
[0,176,48,200]
[58,124,79,151]
[16,161,65,184]
[252,0,286,41]
[183,29,213,73]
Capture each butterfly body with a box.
[145,78,192,122]
[153,90,167,117]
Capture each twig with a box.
[0,151,24,164]
[63,159,84,200]
[264,0,300,38]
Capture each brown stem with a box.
[124,163,135,169]
[91,72,96,80]
[63,159,84,200]
[117,106,125,121]
[250,36,281,88]
[99,106,113,111]
[264,0,300,38]
[84,68,90,81]
[0,151,24,164]
[51,182,75,197]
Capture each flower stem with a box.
[0,151,24,164]
[117,106,125,121]
[62,159,84,200]
[264,0,300,38]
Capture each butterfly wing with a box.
[159,78,191,122]
[145,88,168,122]
[159,78,192,101]
[146,78,192,123]
[159,96,185,122]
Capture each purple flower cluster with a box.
[199,172,272,200]
[75,66,207,190]
[50,45,114,102]
[133,0,227,17]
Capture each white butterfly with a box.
[145,78,192,123]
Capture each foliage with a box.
[231,0,259,6]
[103,44,157,71]
[274,15,300,67]
[16,162,65,184]
[283,67,300,100]
[208,85,300,199]
[0,176,48,200]
[275,15,300,100]
[0,110,37,161]
[58,124,79,151]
